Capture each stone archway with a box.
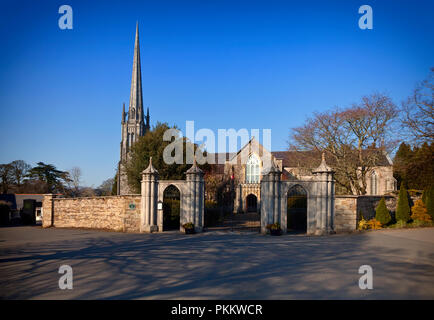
[246,194,258,212]
[260,154,335,235]
[141,157,205,233]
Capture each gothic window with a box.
[246,154,260,183]
[370,171,378,195]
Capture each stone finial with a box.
[261,160,281,175]
[186,155,203,174]
[313,152,333,173]
[142,156,158,174]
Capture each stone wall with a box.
[334,195,403,232]
[334,196,358,232]
[42,194,141,232]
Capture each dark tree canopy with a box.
[394,142,434,190]
[126,122,209,193]
[27,162,71,193]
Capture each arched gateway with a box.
[140,154,335,235]
[140,157,205,233]
[260,153,335,235]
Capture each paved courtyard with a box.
[0,226,433,299]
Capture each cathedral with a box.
[117,24,150,195]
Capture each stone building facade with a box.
[207,138,396,215]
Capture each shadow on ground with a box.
[0,227,433,299]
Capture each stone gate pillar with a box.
[312,153,335,235]
[260,163,281,234]
[185,159,204,232]
[140,157,159,233]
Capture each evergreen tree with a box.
[126,122,209,193]
[396,186,411,222]
[393,142,412,189]
[375,197,391,225]
[424,186,434,220]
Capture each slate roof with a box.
[271,150,392,167]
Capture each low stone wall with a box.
[42,194,141,232]
[334,196,358,232]
[334,195,400,232]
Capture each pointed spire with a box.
[122,103,126,123]
[146,106,150,130]
[129,22,144,123]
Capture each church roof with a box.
[271,150,392,167]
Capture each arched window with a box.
[246,154,260,183]
[370,171,378,195]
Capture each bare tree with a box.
[289,93,399,195]
[67,167,82,197]
[10,160,31,189]
[402,68,434,144]
[0,164,14,194]
[98,178,114,196]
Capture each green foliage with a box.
[423,186,434,220]
[182,222,194,229]
[396,186,411,222]
[27,162,70,193]
[126,122,208,193]
[266,222,281,230]
[393,142,434,190]
[111,173,118,195]
[375,198,391,225]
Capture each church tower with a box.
[118,23,150,195]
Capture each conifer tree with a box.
[375,198,391,225]
[396,186,411,222]
[424,186,434,220]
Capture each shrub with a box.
[182,222,194,229]
[367,218,382,230]
[375,198,391,225]
[358,218,382,230]
[411,200,432,223]
[396,186,411,222]
[266,222,281,230]
[358,218,369,230]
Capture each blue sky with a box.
[0,0,433,186]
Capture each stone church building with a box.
[117,24,396,205]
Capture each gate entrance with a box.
[162,185,180,231]
[287,185,307,233]
[246,194,258,212]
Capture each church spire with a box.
[128,22,144,123]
